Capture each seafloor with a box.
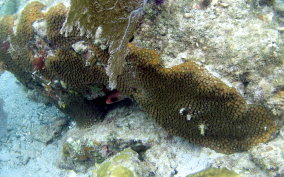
[0,0,284,177]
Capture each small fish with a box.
[106,90,126,104]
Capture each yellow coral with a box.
[187,168,240,177]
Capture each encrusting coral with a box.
[117,44,276,154]
[0,1,277,154]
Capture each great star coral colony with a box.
[0,1,277,153]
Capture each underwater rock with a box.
[25,89,51,105]
[57,108,154,172]
[0,1,278,154]
[31,117,68,144]
[249,129,284,177]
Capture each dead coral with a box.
[62,0,146,89]
[116,44,277,154]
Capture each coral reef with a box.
[45,3,82,49]
[62,0,146,89]
[0,1,278,154]
[11,1,45,46]
[44,49,107,90]
[135,0,284,117]
[3,2,46,85]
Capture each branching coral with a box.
[62,0,147,89]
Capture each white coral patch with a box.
[72,41,88,53]
[186,114,192,121]
[198,124,207,136]
[32,19,47,37]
